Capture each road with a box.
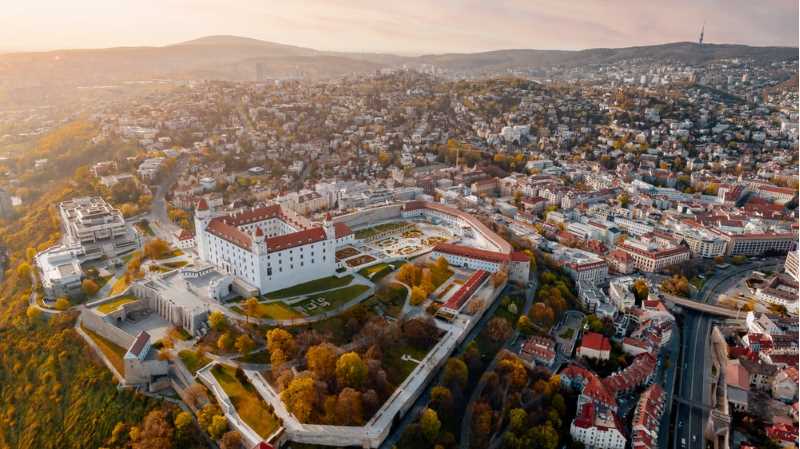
[671,257,783,449]
[146,157,188,243]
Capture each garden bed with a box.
[96,295,137,314]
[345,254,376,267]
[294,284,370,315]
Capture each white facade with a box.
[195,202,350,295]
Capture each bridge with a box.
[660,293,744,319]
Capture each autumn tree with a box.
[442,357,468,390]
[242,297,259,323]
[132,409,174,449]
[16,262,32,281]
[144,238,170,260]
[82,278,100,296]
[430,386,454,416]
[217,332,233,351]
[420,408,441,443]
[220,430,242,449]
[267,328,296,367]
[306,342,338,382]
[335,388,364,425]
[492,269,508,287]
[208,310,226,331]
[26,305,42,322]
[486,317,513,342]
[235,334,255,355]
[54,297,71,311]
[281,375,317,422]
[631,279,649,302]
[208,415,228,440]
[396,263,420,286]
[410,286,427,305]
[336,352,368,388]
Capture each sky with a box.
[2,0,798,54]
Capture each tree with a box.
[208,311,226,331]
[242,297,259,322]
[442,357,468,390]
[509,408,527,433]
[397,263,420,286]
[26,305,42,322]
[198,404,222,430]
[402,316,439,347]
[82,278,100,296]
[420,269,435,295]
[234,334,255,355]
[420,408,441,443]
[208,415,228,440]
[16,262,31,282]
[430,386,454,416]
[335,388,364,425]
[54,297,71,311]
[661,274,690,297]
[617,192,630,207]
[336,352,368,388]
[631,279,649,302]
[486,317,513,342]
[267,328,296,366]
[144,238,170,260]
[132,409,174,449]
[281,376,317,422]
[410,286,427,305]
[219,430,242,449]
[307,342,338,382]
[174,411,193,432]
[217,332,233,351]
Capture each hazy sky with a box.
[3,0,798,53]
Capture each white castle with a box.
[194,199,354,295]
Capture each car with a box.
[692,435,696,442]
[681,438,687,448]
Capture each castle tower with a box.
[323,212,335,240]
[252,226,266,255]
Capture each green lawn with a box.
[178,349,211,374]
[211,365,280,438]
[265,275,354,299]
[96,295,137,314]
[293,284,370,315]
[374,283,407,318]
[82,325,126,375]
[383,342,434,385]
[359,263,391,279]
[236,349,269,364]
[135,220,155,236]
[232,302,304,320]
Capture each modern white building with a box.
[58,196,139,260]
[194,200,354,295]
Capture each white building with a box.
[570,403,626,449]
[785,251,799,281]
[194,200,354,295]
[58,196,139,259]
[608,276,638,312]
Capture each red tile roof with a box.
[128,331,151,357]
[434,243,510,264]
[334,222,353,239]
[266,227,327,252]
[442,270,489,312]
[581,332,611,352]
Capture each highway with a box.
[671,257,784,449]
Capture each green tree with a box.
[420,408,441,443]
[509,408,527,433]
[208,311,226,331]
[335,352,368,388]
[208,415,228,440]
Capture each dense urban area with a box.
[0,37,798,449]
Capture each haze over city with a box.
[3,0,799,53]
[0,3,798,449]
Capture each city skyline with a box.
[3,0,798,54]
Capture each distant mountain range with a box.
[0,35,796,88]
